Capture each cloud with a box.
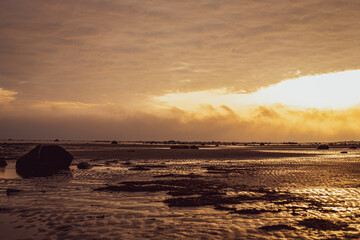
[0,0,359,106]
[253,106,281,119]
[0,88,17,104]
[1,1,360,140]
[31,101,100,111]
[2,70,360,141]
[0,104,250,141]
[2,100,360,141]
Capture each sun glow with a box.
[249,70,360,109]
[155,70,360,111]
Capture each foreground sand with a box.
[1,142,360,239]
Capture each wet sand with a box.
[1,142,360,239]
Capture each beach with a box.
[1,141,360,239]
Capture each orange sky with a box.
[0,0,360,141]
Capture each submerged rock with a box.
[317,145,329,150]
[77,162,93,169]
[170,145,189,149]
[259,224,296,231]
[128,165,151,171]
[105,160,118,165]
[6,188,23,196]
[0,208,12,213]
[170,145,199,149]
[0,158,7,167]
[16,144,73,177]
[111,141,118,145]
[298,218,349,231]
[232,208,281,215]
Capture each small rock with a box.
[77,162,93,169]
[0,208,11,213]
[170,145,189,149]
[129,165,151,171]
[299,218,348,231]
[317,145,329,150]
[259,224,296,231]
[0,158,7,167]
[105,160,118,165]
[6,188,23,196]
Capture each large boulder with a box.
[16,144,73,177]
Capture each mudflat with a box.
[1,141,360,239]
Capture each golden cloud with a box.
[1,101,360,141]
[0,88,17,104]
[31,101,100,110]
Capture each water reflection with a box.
[0,164,21,179]
[0,163,73,180]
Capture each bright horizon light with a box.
[249,69,360,109]
[155,70,360,111]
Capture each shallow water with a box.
[1,143,360,239]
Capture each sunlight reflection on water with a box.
[0,163,20,179]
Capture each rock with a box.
[189,145,199,149]
[170,145,190,149]
[77,162,93,169]
[0,158,7,167]
[259,224,296,231]
[317,145,329,150]
[105,160,118,165]
[349,146,357,149]
[0,208,12,213]
[128,165,151,171]
[298,218,349,231]
[16,144,73,177]
[340,151,348,154]
[111,141,118,145]
[6,188,23,196]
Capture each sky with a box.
[0,0,360,141]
